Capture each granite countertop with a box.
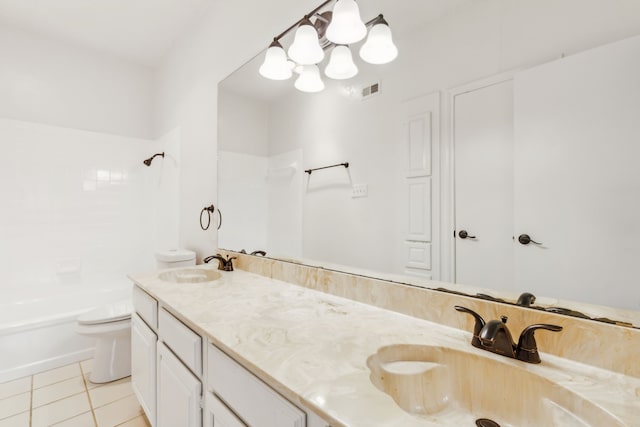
[129,266,640,427]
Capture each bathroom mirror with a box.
[217,0,640,328]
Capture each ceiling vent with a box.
[361,82,380,99]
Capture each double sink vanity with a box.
[129,253,640,427]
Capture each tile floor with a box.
[0,360,150,427]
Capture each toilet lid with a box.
[155,249,196,262]
[77,300,132,325]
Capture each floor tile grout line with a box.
[79,362,99,427]
[114,413,144,427]
[48,410,93,427]
[32,371,84,392]
[91,391,135,411]
[31,390,88,411]
[0,390,31,422]
[0,409,30,423]
[0,378,31,400]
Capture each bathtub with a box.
[0,277,133,383]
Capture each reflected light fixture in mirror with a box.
[259,40,293,80]
[258,0,397,93]
[288,17,325,65]
[325,45,359,79]
[360,15,398,65]
[295,65,326,92]
[325,0,367,45]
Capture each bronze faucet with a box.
[203,254,236,271]
[454,306,562,364]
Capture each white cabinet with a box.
[204,393,246,427]
[157,342,202,427]
[132,285,328,427]
[208,343,305,427]
[132,312,157,425]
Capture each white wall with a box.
[0,24,154,139]
[218,90,269,156]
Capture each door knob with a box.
[518,234,541,245]
[458,230,476,239]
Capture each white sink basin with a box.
[158,268,221,283]
[367,344,624,427]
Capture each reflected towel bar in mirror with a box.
[305,162,349,175]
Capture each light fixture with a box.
[326,0,367,45]
[359,15,398,65]
[259,40,293,80]
[325,45,358,80]
[295,65,325,93]
[288,17,325,65]
[258,0,398,93]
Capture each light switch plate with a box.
[352,184,368,198]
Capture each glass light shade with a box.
[288,20,324,65]
[359,22,398,65]
[259,42,292,80]
[326,0,367,45]
[325,45,358,80]
[295,65,325,93]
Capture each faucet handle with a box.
[516,323,563,364]
[454,306,485,349]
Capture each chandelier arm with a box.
[274,0,334,42]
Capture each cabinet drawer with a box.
[159,308,202,376]
[133,286,158,329]
[208,343,305,427]
[205,393,246,427]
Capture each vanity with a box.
[128,256,640,427]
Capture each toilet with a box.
[76,300,133,383]
[155,248,196,269]
[77,249,196,383]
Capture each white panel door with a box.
[397,93,440,279]
[514,36,640,310]
[131,313,157,426]
[157,342,202,427]
[406,177,432,242]
[454,80,515,290]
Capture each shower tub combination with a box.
[0,278,132,383]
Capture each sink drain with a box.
[476,419,501,427]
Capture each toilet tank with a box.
[155,249,196,269]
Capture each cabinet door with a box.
[157,342,202,427]
[204,393,246,427]
[131,313,157,426]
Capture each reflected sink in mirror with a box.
[158,268,221,283]
[367,344,624,427]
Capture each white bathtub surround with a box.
[0,118,181,381]
[130,266,640,426]
[0,359,150,426]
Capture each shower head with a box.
[143,152,165,166]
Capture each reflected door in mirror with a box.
[454,79,515,290]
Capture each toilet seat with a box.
[78,300,132,325]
